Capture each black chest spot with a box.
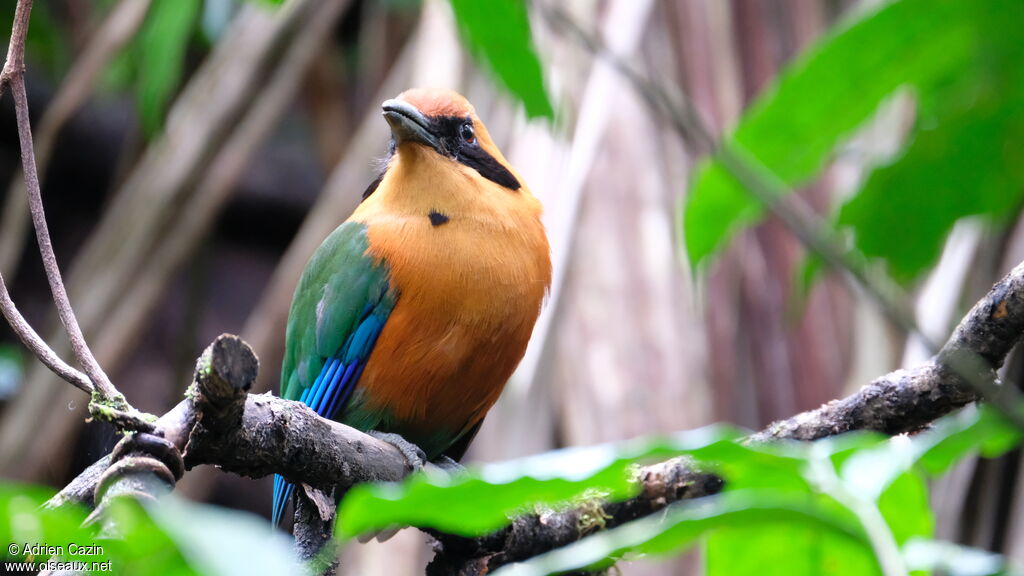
[428,211,450,227]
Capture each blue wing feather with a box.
[272,284,394,527]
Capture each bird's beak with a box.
[382,99,441,151]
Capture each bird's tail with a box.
[272,474,295,527]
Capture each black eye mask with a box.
[426,115,521,192]
[364,115,522,202]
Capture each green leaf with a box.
[683,0,1015,269]
[136,0,201,136]
[2,484,301,575]
[0,484,93,563]
[877,472,933,547]
[707,522,879,576]
[837,56,1024,280]
[448,0,553,119]
[102,496,301,576]
[102,498,197,576]
[917,405,1023,475]
[837,404,1020,503]
[337,425,741,538]
[136,496,300,576]
[491,490,869,576]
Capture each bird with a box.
[272,88,552,526]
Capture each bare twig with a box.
[0,0,32,95]
[2,0,119,400]
[8,76,119,399]
[0,0,154,278]
[0,0,350,478]
[0,274,92,393]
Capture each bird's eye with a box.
[460,122,476,144]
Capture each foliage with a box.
[333,406,1021,576]
[683,0,1024,282]
[132,0,201,136]
[337,426,742,538]
[1,407,1020,575]
[447,0,554,119]
[1,488,299,575]
[0,1,69,79]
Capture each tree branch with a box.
[427,258,1024,573]
[427,459,723,576]
[0,0,154,278]
[44,257,1024,572]
[6,53,119,400]
[0,0,31,92]
[1,0,121,402]
[46,335,429,513]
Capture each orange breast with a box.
[350,145,551,445]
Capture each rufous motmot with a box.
[273,88,552,526]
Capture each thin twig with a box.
[0,274,92,393]
[1,0,118,400]
[0,0,32,95]
[0,0,154,278]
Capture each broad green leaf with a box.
[707,522,879,576]
[104,496,300,576]
[687,438,817,494]
[491,490,868,576]
[2,485,299,576]
[0,484,93,563]
[838,404,1018,489]
[136,0,201,135]
[693,429,889,497]
[877,472,933,547]
[683,0,1012,269]
[917,405,1023,475]
[103,498,197,576]
[837,56,1024,279]
[835,405,1019,504]
[448,0,553,119]
[337,425,741,538]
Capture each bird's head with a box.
[380,88,521,191]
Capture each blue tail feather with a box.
[275,287,392,527]
[272,474,295,527]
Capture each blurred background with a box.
[1,0,1022,574]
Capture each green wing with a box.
[274,221,395,526]
[280,221,394,405]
